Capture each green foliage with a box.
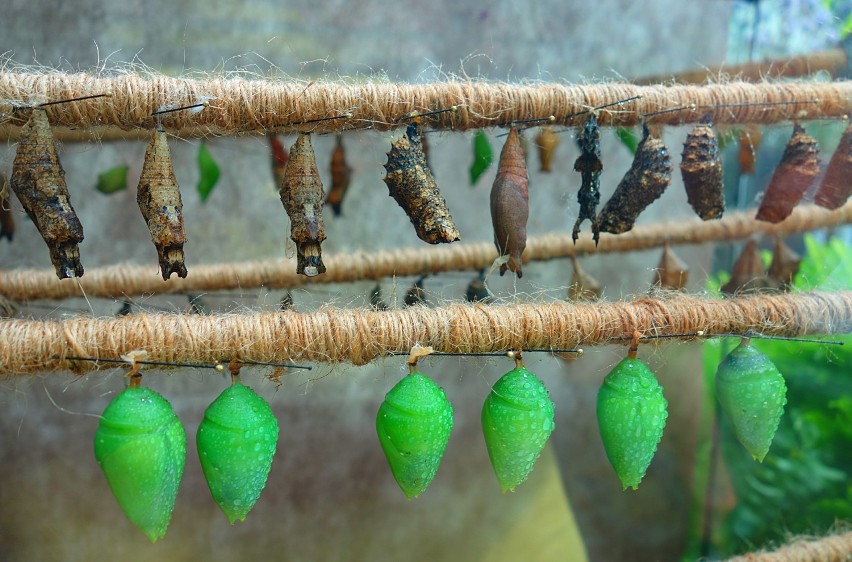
[469,130,493,186]
[615,127,639,155]
[95,165,129,194]
[196,142,221,203]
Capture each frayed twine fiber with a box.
[1,291,849,374]
[724,529,852,562]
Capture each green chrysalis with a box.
[197,380,279,524]
[376,370,454,499]
[481,362,555,493]
[715,339,787,462]
[94,385,186,542]
[597,356,668,490]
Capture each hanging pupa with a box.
[573,113,603,244]
[756,123,820,224]
[767,237,800,289]
[0,175,14,242]
[481,355,555,492]
[738,125,762,175]
[652,243,689,291]
[376,350,454,499]
[137,129,188,280]
[325,134,352,216]
[268,133,289,190]
[384,123,460,244]
[197,366,279,524]
[598,125,672,235]
[721,240,774,295]
[596,339,668,490]
[715,338,787,462]
[680,115,725,221]
[535,127,560,173]
[490,127,529,277]
[280,133,327,276]
[567,255,602,301]
[814,121,852,210]
[10,108,84,278]
[94,380,186,542]
[404,277,427,307]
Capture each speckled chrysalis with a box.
[376,355,454,499]
[597,341,668,490]
[715,338,787,462]
[481,356,555,492]
[94,382,186,542]
[197,368,279,524]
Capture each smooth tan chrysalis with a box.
[10,109,84,278]
[567,255,602,301]
[490,127,529,277]
[652,243,688,291]
[280,133,326,277]
[384,123,460,244]
[268,134,289,191]
[767,237,800,289]
[535,127,559,173]
[814,122,852,210]
[680,116,725,221]
[325,134,351,216]
[756,124,820,224]
[137,129,188,280]
[573,114,603,244]
[598,125,672,235]
[0,175,14,242]
[721,240,774,295]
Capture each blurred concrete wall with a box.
[0,1,731,560]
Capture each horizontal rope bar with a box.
[1,203,848,302]
[0,72,851,139]
[0,291,848,374]
[725,530,852,562]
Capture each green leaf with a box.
[615,127,639,155]
[469,130,493,186]
[95,165,129,195]
[197,142,221,203]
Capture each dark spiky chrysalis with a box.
[680,116,725,221]
[573,114,603,244]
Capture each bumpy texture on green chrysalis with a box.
[481,365,555,492]
[376,372,454,499]
[94,386,186,542]
[597,357,668,490]
[716,341,787,462]
[197,381,279,524]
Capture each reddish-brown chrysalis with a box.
[137,130,188,280]
[680,116,725,221]
[814,122,852,210]
[652,243,688,291]
[0,175,14,242]
[268,133,289,190]
[573,114,603,244]
[721,240,774,295]
[756,124,820,224]
[567,255,602,301]
[767,237,800,289]
[10,109,84,278]
[280,133,326,276]
[490,127,529,278]
[738,125,762,175]
[384,123,460,244]
[536,127,560,173]
[598,125,672,235]
[325,134,351,216]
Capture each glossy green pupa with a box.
[481,355,555,492]
[94,377,186,542]
[716,338,787,462]
[197,366,279,523]
[376,350,454,499]
[597,341,668,490]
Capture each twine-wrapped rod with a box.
[725,530,852,562]
[0,291,849,374]
[1,203,848,302]
[1,72,851,139]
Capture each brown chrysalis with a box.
[721,240,775,295]
[268,133,289,190]
[567,255,602,301]
[598,125,672,235]
[814,121,852,210]
[573,114,603,244]
[325,134,351,216]
[680,115,725,221]
[0,175,14,242]
[404,277,427,307]
[536,127,559,173]
[384,123,459,244]
[490,127,529,278]
[738,125,762,175]
[137,129,188,280]
[465,271,495,304]
[369,284,390,311]
[652,243,689,291]
[280,133,327,277]
[767,237,800,289]
[755,124,820,224]
[10,109,84,279]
